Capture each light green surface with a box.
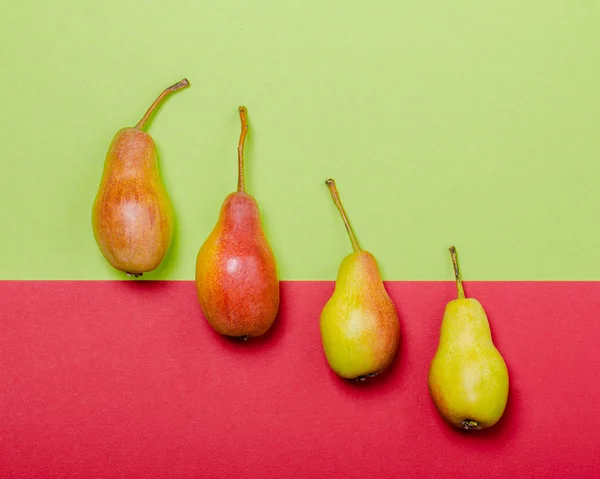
[1,1,599,280]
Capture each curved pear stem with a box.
[449,246,465,299]
[135,78,190,130]
[237,106,249,192]
[325,178,361,252]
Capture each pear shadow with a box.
[257,207,279,267]
[116,278,179,295]
[197,281,287,354]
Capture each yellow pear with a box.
[428,246,509,430]
[320,179,400,380]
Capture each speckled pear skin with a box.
[92,128,174,276]
[320,250,400,379]
[319,178,400,380]
[428,247,509,430]
[195,192,279,337]
[91,79,189,277]
[195,106,279,339]
[429,297,509,429]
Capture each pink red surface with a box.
[1,281,599,478]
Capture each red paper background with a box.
[1,281,599,478]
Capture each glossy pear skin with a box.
[92,128,174,275]
[428,298,509,429]
[320,251,400,379]
[195,192,279,337]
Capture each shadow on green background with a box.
[1,1,599,280]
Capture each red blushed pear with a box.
[319,179,400,380]
[92,79,190,277]
[195,107,279,340]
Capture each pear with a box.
[92,79,190,277]
[428,246,509,430]
[319,179,400,380]
[195,106,279,339]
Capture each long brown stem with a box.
[449,246,465,299]
[135,78,190,130]
[325,178,361,252]
[237,106,248,192]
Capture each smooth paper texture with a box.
[1,1,600,280]
[1,280,599,477]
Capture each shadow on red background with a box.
[1,280,598,478]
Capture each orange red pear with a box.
[92,79,190,277]
[195,107,279,339]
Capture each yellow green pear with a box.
[319,179,400,381]
[428,246,509,430]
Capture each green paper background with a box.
[1,1,599,280]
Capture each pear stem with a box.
[326,178,361,252]
[135,78,190,130]
[449,246,465,299]
[237,106,248,192]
